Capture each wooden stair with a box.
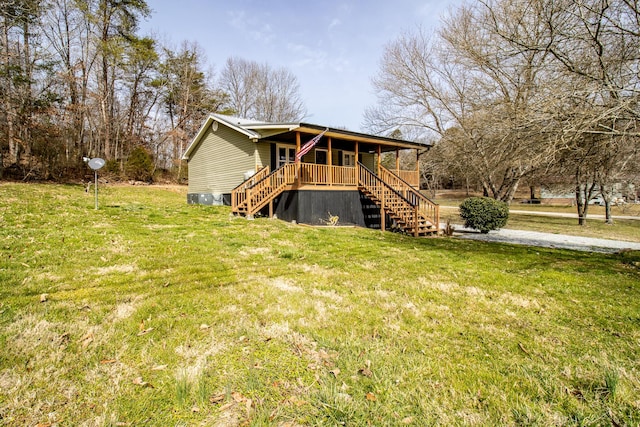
[232,163,296,218]
[358,163,439,236]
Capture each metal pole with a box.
[94,170,98,210]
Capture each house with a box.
[182,114,439,236]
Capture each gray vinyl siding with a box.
[187,124,257,194]
[256,143,270,169]
[361,153,375,170]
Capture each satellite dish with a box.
[88,158,105,170]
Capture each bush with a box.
[459,197,509,233]
[125,147,154,182]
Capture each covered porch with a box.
[253,124,423,188]
[232,124,438,236]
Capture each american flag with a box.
[296,128,328,162]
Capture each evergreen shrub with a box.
[459,197,509,233]
[125,147,154,182]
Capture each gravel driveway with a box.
[450,224,640,253]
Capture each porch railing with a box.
[390,169,419,187]
[299,164,357,186]
[378,165,439,232]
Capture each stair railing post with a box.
[414,205,419,237]
[380,185,386,232]
[246,187,253,220]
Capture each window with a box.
[277,144,296,168]
[343,151,355,167]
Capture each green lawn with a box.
[1,183,639,426]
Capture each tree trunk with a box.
[575,180,597,226]
[2,20,17,166]
[604,200,613,225]
[600,183,614,224]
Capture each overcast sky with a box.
[140,0,457,131]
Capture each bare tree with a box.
[219,57,307,122]
[367,2,557,203]
[484,0,640,223]
[156,41,228,177]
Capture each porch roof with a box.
[183,114,430,160]
[244,121,429,153]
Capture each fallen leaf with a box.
[81,333,94,348]
[100,359,116,364]
[210,393,225,404]
[200,324,210,330]
[218,402,234,412]
[132,377,153,388]
[191,406,200,413]
[366,392,377,402]
[329,368,340,378]
[402,416,414,424]
[137,327,154,336]
[287,396,307,407]
[246,398,253,417]
[40,293,48,303]
[151,364,167,371]
[358,367,373,377]
[232,391,245,402]
[517,342,531,356]
[59,332,70,344]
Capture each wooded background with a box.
[0,0,306,182]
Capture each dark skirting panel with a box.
[269,189,382,229]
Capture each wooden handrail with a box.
[379,165,439,232]
[358,163,439,235]
[243,163,296,217]
[232,165,270,212]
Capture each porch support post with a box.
[395,148,400,172]
[355,141,359,164]
[415,149,420,188]
[295,131,301,179]
[327,136,332,186]
[377,145,382,175]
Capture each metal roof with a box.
[183,114,429,160]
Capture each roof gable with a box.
[182,114,262,160]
